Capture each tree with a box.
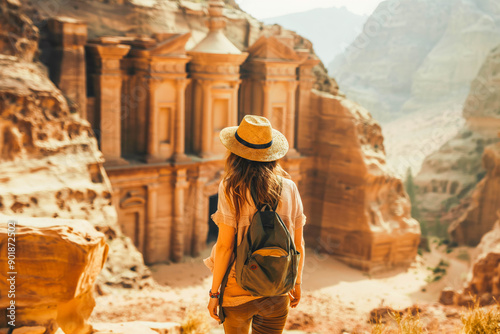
[404,167,425,234]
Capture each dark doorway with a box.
[207,194,219,243]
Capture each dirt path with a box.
[90,241,473,333]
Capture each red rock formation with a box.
[449,141,500,245]
[459,210,500,305]
[299,91,421,271]
[0,0,150,288]
[0,216,108,333]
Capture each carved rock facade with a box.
[17,0,420,271]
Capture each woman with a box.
[203,115,306,334]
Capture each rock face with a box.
[0,0,150,288]
[0,215,108,333]
[300,90,421,271]
[415,45,500,232]
[460,211,500,303]
[448,141,500,246]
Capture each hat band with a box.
[235,131,273,149]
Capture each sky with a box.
[235,0,386,19]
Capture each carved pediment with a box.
[247,35,303,62]
[132,33,191,58]
[120,190,146,208]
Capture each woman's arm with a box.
[208,223,235,321]
[295,226,305,284]
[211,223,236,292]
[290,226,305,308]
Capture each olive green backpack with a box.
[219,178,301,323]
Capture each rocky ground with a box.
[90,238,478,333]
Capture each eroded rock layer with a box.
[0,0,150,288]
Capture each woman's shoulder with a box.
[281,176,297,189]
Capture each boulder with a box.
[463,210,500,301]
[0,215,108,334]
[439,287,457,306]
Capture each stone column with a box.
[145,77,163,163]
[200,80,213,158]
[145,182,160,264]
[297,60,319,154]
[48,17,88,119]
[230,80,241,126]
[172,169,188,262]
[192,174,208,257]
[87,43,130,166]
[173,78,190,162]
[262,81,272,119]
[286,80,299,156]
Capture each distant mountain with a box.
[329,0,500,123]
[262,7,367,65]
[328,0,500,176]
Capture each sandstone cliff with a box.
[415,45,500,233]
[299,90,421,271]
[447,141,500,246]
[0,0,150,288]
[459,210,500,304]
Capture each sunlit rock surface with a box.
[460,211,500,304]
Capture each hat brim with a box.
[219,126,289,162]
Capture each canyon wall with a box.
[415,45,500,232]
[448,141,500,246]
[0,0,150,288]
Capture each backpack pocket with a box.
[240,247,292,297]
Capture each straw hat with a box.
[220,115,289,162]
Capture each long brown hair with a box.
[223,152,290,222]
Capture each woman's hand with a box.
[207,297,221,322]
[289,284,301,308]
